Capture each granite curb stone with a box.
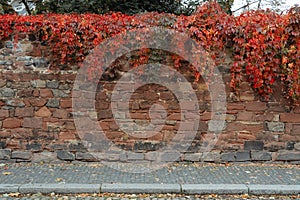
[101,184,181,194]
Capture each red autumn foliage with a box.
[0,2,299,102]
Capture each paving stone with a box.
[221,152,235,162]
[0,149,11,160]
[235,151,250,162]
[248,185,300,195]
[244,141,264,151]
[276,150,300,161]
[57,150,75,161]
[11,151,32,160]
[265,122,285,132]
[19,184,100,194]
[101,184,181,194]
[182,184,248,194]
[251,151,272,161]
[0,184,20,193]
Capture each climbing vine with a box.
[0,2,299,102]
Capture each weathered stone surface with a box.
[49,144,68,151]
[160,152,181,162]
[251,151,272,161]
[0,149,11,160]
[33,58,48,68]
[52,89,69,98]
[69,143,86,152]
[236,151,250,162]
[276,151,300,161]
[31,80,46,88]
[134,141,164,151]
[75,152,97,161]
[0,80,6,87]
[46,80,59,89]
[202,151,221,162]
[23,117,43,129]
[0,109,9,118]
[32,151,56,163]
[221,152,235,162]
[244,141,264,151]
[145,152,158,161]
[35,107,52,117]
[127,152,144,160]
[0,88,14,97]
[11,151,32,160]
[57,150,75,161]
[294,143,300,151]
[265,122,285,132]
[15,107,34,117]
[26,143,42,152]
[46,98,60,108]
[53,109,68,119]
[183,153,202,162]
[3,118,22,128]
[286,142,295,150]
[6,100,25,107]
[0,141,6,149]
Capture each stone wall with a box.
[0,39,299,163]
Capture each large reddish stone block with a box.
[3,118,22,128]
[23,117,43,129]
